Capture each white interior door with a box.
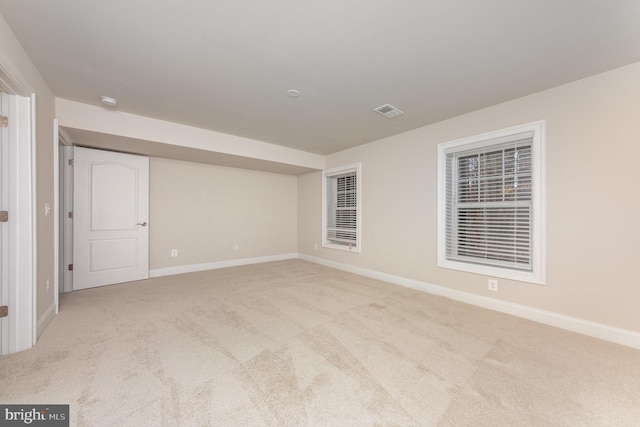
[0,91,34,355]
[0,93,10,353]
[73,147,149,290]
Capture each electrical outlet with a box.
[45,279,50,292]
[314,243,318,250]
[171,249,178,257]
[488,279,498,292]
[234,244,240,251]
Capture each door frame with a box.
[0,70,36,355]
[59,140,73,293]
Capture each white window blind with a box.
[323,163,361,252]
[446,134,533,271]
[438,121,546,284]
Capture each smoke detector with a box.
[99,96,118,107]
[374,103,403,119]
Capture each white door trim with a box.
[53,119,59,315]
[29,94,37,346]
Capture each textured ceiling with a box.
[2,0,640,155]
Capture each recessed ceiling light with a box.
[374,103,404,119]
[286,89,300,98]
[99,96,118,107]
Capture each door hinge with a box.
[0,115,8,128]
[0,305,7,318]
[68,211,73,219]
[68,159,74,166]
[68,264,73,271]
[0,211,7,223]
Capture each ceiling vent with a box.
[374,103,404,119]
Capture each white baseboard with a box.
[298,254,640,350]
[149,253,298,278]
[36,302,57,339]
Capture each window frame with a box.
[322,163,362,253]
[437,121,546,284]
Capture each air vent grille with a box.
[374,104,404,119]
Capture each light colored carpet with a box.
[1,260,639,426]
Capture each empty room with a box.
[1,1,640,426]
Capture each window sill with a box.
[438,258,545,285]
[322,242,361,253]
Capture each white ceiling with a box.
[2,0,640,155]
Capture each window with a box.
[323,163,361,252]
[438,122,546,284]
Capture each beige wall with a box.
[299,62,640,333]
[0,14,56,326]
[150,157,297,270]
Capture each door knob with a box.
[137,222,147,226]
